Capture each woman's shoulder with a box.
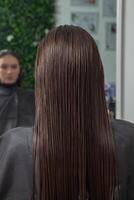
[111,119,134,143]
[0,126,33,140]
[112,119,134,129]
[0,127,33,199]
[0,127,33,157]
[111,119,134,168]
[111,120,134,199]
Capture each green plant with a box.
[0,0,55,88]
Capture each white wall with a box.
[56,0,116,83]
[117,0,134,122]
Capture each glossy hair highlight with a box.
[33,25,117,200]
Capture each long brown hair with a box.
[33,25,117,200]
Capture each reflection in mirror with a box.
[0,1,54,135]
[0,50,35,136]
[56,0,117,118]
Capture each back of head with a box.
[33,25,117,200]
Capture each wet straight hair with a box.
[33,25,117,200]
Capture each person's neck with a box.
[0,82,17,90]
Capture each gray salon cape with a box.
[0,85,35,136]
[0,120,134,200]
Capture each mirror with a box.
[56,0,117,118]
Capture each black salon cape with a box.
[0,120,134,200]
[0,85,35,136]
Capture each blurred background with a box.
[0,0,134,121]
